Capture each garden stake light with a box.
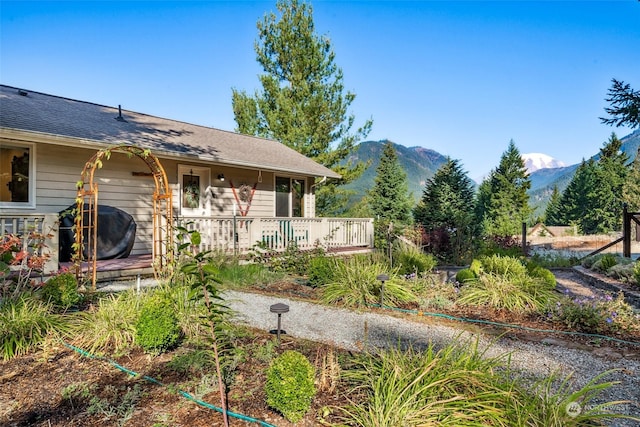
[377,274,389,307]
[270,303,289,346]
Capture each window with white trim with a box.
[0,142,35,208]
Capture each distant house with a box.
[0,85,373,279]
[528,223,576,237]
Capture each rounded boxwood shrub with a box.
[41,272,80,309]
[455,268,476,283]
[136,292,181,354]
[265,350,316,423]
[307,256,338,288]
[525,263,556,288]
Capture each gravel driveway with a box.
[224,290,640,425]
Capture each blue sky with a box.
[1,1,639,179]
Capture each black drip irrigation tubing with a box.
[369,304,640,347]
[62,342,277,427]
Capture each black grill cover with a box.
[59,204,136,262]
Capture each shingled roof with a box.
[0,84,341,179]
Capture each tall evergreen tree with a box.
[557,159,595,229]
[544,185,563,226]
[600,79,640,129]
[368,141,412,225]
[231,0,372,215]
[623,148,640,211]
[414,158,478,263]
[558,133,629,234]
[476,140,531,236]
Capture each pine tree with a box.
[623,148,640,211]
[557,159,595,230]
[558,133,629,234]
[414,158,478,263]
[544,185,564,226]
[600,79,640,129]
[368,141,412,224]
[367,141,412,250]
[476,140,531,236]
[231,0,372,216]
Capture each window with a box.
[275,176,305,217]
[0,142,35,208]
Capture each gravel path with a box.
[224,290,640,425]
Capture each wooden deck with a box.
[59,253,154,282]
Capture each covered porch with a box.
[1,213,373,281]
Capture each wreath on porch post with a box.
[229,181,257,216]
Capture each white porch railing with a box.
[0,213,59,274]
[1,213,373,274]
[177,216,374,254]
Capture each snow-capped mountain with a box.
[521,153,566,174]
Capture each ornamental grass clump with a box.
[457,255,557,313]
[0,294,67,360]
[322,255,416,308]
[339,339,638,426]
[68,289,140,356]
[265,350,316,423]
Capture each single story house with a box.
[0,84,373,281]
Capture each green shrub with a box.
[455,268,476,283]
[469,259,483,276]
[0,295,67,360]
[547,292,640,334]
[480,254,528,278]
[525,263,556,288]
[591,253,618,273]
[634,261,640,286]
[307,255,339,288]
[136,292,181,354]
[607,263,636,282]
[394,243,437,275]
[41,272,80,309]
[265,350,316,423]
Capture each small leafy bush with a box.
[591,253,618,273]
[480,254,528,278]
[469,259,483,276]
[547,291,640,334]
[607,262,636,283]
[634,261,640,286]
[525,262,556,288]
[41,272,80,309]
[265,350,316,423]
[393,243,437,275]
[136,292,181,354]
[455,268,476,283]
[307,255,339,288]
